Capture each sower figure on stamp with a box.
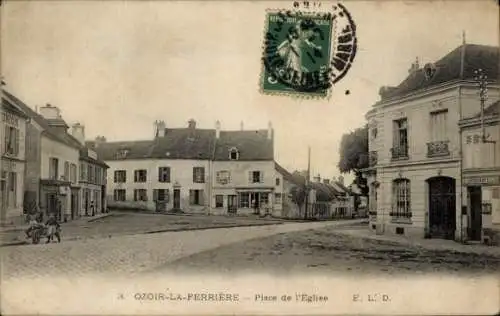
[277,19,323,75]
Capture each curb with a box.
[331,230,500,258]
[86,213,114,223]
[0,240,28,247]
[143,222,284,235]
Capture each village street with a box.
[1,214,499,280]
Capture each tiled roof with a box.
[214,130,273,161]
[275,162,300,184]
[4,90,107,167]
[380,44,499,101]
[89,128,274,161]
[2,97,29,119]
[3,90,81,150]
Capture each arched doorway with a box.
[427,176,456,239]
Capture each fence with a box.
[280,201,354,220]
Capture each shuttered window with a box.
[189,189,204,205]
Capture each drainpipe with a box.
[458,85,465,243]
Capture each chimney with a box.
[408,57,420,74]
[154,120,166,137]
[267,121,273,140]
[188,119,196,130]
[240,121,244,131]
[39,103,60,120]
[215,120,221,139]
[313,174,321,183]
[71,122,85,145]
[338,176,344,185]
[323,179,330,185]
[94,135,107,148]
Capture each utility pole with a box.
[304,146,311,220]
[473,68,490,143]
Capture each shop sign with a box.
[2,111,20,127]
[464,176,500,185]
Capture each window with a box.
[63,162,69,181]
[189,189,204,205]
[193,167,205,183]
[70,163,77,184]
[87,164,93,183]
[95,167,101,185]
[238,192,250,208]
[275,178,280,186]
[115,149,129,159]
[153,189,169,202]
[371,127,378,139]
[260,193,269,205]
[49,158,59,180]
[274,193,282,204]
[134,189,148,201]
[215,195,224,208]
[9,172,17,207]
[158,167,171,183]
[229,148,239,160]
[250,171,263,183]
[392,179,411,217]
[392,118,408,159]
[134,169,147,182]
[430,110,448,141]
[216,170,231,185]
[114,170,126,183]
[80,162,86,181]
[4,125,19,156]
[114,189,126,201]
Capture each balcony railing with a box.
[390,145,409,160]
[427,140,450,158]
[369,151,378,167]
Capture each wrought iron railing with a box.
[426,140,450,158]
[390,145,409,160]
[389,211,412,218]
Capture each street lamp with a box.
[473,68,488,143]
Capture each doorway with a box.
[468,186,482,241]
[173,189,181,209]
[428,176,456,239]
[0,179,6,222]
[227,195,237,214]
[71,190,79,220]
[46,193,58,218]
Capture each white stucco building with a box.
[1,91,28,224]
[364,43,499,241]
[90,119,288,215]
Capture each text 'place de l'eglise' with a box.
[1,42,499,247]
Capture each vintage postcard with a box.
[0,0,499,315]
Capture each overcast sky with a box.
[2,0,498,183]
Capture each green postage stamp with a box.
[261,3,357,99]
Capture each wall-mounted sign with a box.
[464,176,500,186]
[2,112,20,127]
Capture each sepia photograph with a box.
[0,0,499,315]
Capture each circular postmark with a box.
[262,3,357,96]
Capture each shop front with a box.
[40,179,72,222]
[463,171,500,244]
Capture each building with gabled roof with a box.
[89,119,277,215]
[364,42,499,241]
[4,90,108,222]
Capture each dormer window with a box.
[115,149,129,159]
[229,147,239,160]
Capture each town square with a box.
[0,0,499,315]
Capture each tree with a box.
[337,124,369,196]
[290,171,307,218]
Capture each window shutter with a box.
[193,168,196,183]
[158,168,162,182]
[14,128,19,155]
[134,190,137,201]
[260,171,264,183]
[153,189,158,201]
[166,189,170,203]
[167,167,171,182]
[248,171,252,183]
